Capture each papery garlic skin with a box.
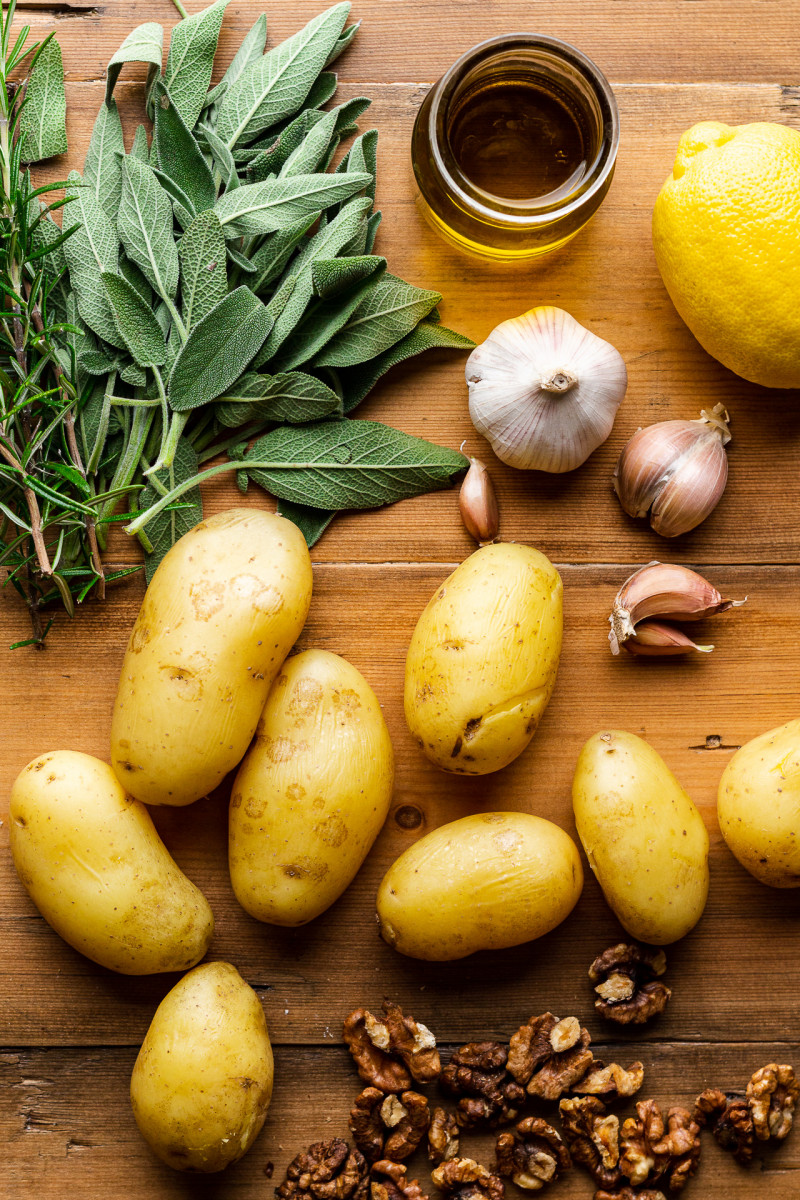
[608,561,745,654]
[613,405,731,537]
[459,457,499,543]
[622,619,714,657]
[466,306,628,473]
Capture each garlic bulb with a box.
[608,561,745,656]
[466,306,628,473]
[613,404,731,537]
[459,457,499,544]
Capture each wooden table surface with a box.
[3,1,800,1196]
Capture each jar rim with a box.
[425,33,620,228]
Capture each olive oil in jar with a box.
[448,79,589,203]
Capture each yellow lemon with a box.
[653,121,800,389]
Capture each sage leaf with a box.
[101,271,167,366]
[364,210,381,254]
[214,171,370,237]
[277,497,335,547]
[226,243,257,274]
[304,70,339,111]
[325,19,360,67]
[130,124,150,162]
[178,210,227,330]
[118,156,180,302]
[248,214,317,294]
[272,259,385,372]
[215,2,351,149]
[221,13,267,88]
[199,123,239,191]
[83,98,124,220]
[332,98,372,139]
[168,286,273,412]
[139,438,202,581]
[338,321,477,412]
[243,418,468,510]
[119,255,153,304]
[313,275,441,367]
[255,194,371,361]
[216,370,342,427]
[151,167,196,228]
[336,128,378,206]
[106,23,163,106]
[30,205,68,278]
[311,255,384,298]
[63,172,126,349]
[245,109,326,182]
[152,79,216,215]
[165,0,231,130]
[279,108,338,177]
[120,362,147,386]
[18,36,67,162]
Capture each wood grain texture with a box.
[5,3,800,1198]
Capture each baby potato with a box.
[130,961,273,1172]
[376,811,583,960]
[404,543,562,775]
[229,649,394,925]
[718,718,800,887]
[111,508,312,806]
[9,750,213,974]
[572,730,709,945]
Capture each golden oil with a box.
[411,35,619,260]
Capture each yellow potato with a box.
[404,543,563,775]
[9,750,213,974]
[718,718,800,887]
[376,812,583,960]
[130,961,273,1172]
[111,508,312,806]
[572,730,709,944]
[229,649,394,925]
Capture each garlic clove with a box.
[608,561,745,654]
[459,457,499,543]
[467,306,628,473]
[621,619,714,657]
[613,404,731,537]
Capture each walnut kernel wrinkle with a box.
[495,1117,571,1191]
[594,1190,667,1200]
[441,1041,525,1128]
[573,1060,645,1100]
[620,1101,700,1193]
[371,1159,428,1200]
[431,1157,505,1200]
[747,1062,799,1141]
[276,1139,369,1200]
[429,1107,459,1164]
[508,1013,593,1101]
[343,1001,440,1092]
[350,1089,430,1162]
[558,1096,622,1189]
[588,944,671,1026]
[693,1089,754,1165]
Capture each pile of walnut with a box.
[275,945,798,1200]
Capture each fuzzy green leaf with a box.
[119,254,153,305]
[130,124,150,162]
[101,271,167,366]
[243,418,468,510]
[83,99,125,220]
[63,171,126,349]
[106,23,163,105]
[279,108,338,177]
[248,214,316,294]
[168,286,273,412]
[178,210,228,331]
[338,321,476,412]
[199,123,239,191]
[152,79,216,216]
[221,13,267,88]
[277,497,335,547]
[118,156,179,302]
[214,171,371,237]
[215,2,351,149]
[215,370,342,427]
[139,439,202,582]
[272,259,385,372]
[364,210,381,254]
[311,255,384,299]
[303,70,339,111]
[245,109,326,182]
[18,37,67,162]
[324,19,360,67]
[313,274,441,367]
[336,128,378,208]
[165,0,231,130]
[255,195,371,363]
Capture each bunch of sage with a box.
[59,0,474,578]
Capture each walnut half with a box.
[694,1089,754,1165]
[508,1013,594,1101]
[495,1117,571,1191]
[276,1140,369,1200]
[350,1089,430,1163]
[588,945,671,1026]
[343,1002,441,1092]
[558,1096,622,1190]
[747,1063,799,1142]
[431,1158,505,1200]
[620,1101,700,1193]
[441,1042,525,1128]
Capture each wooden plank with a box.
[16,0,800,86]
[2,1044,799,1198]
[1,562,797,1046]
[29,79,800,567]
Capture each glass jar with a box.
[411,34,620,260]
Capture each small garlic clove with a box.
[608,561,745,653]
[467,306,628,473]
[621,619,714,657]
[613,404,732,537]
[459,456,499,543]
